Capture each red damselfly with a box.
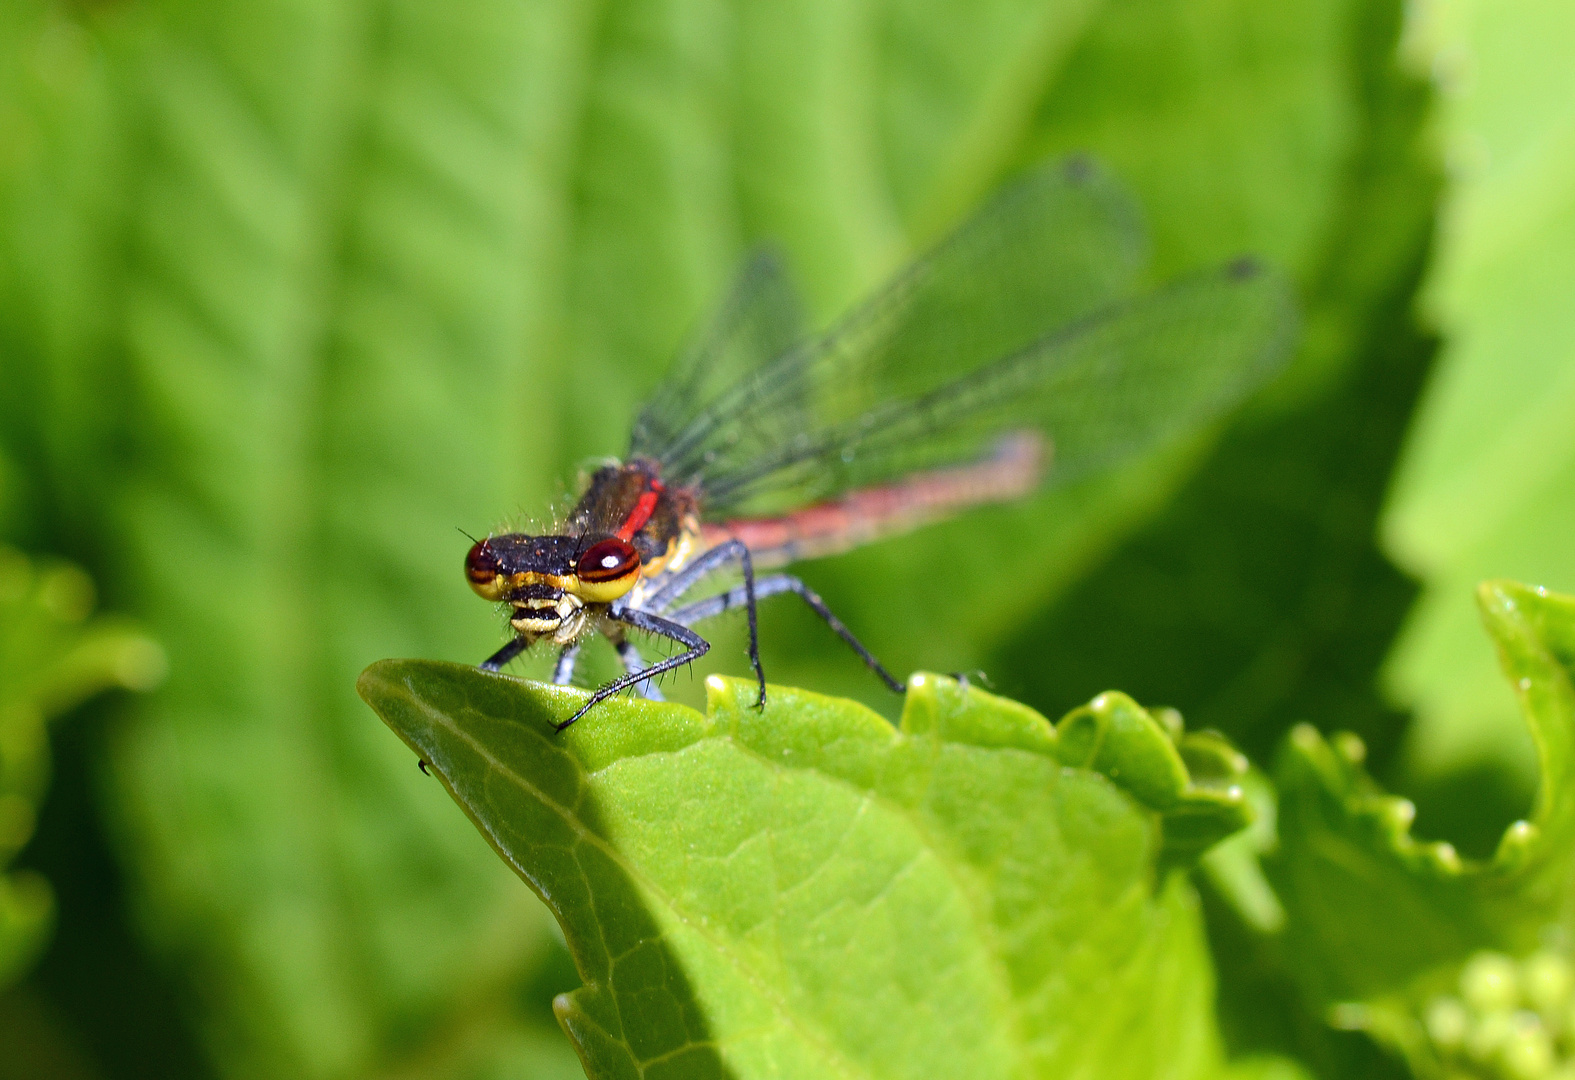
[464,158,1297,729]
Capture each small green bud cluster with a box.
[1424,950,1575,1080]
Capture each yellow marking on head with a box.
[473,569,573,602]
[469,576,508,602]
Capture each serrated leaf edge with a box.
[1277,579,1575,890]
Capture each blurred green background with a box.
[1,0,1572,1077]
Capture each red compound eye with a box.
[465,539,511,601]
[576,538,639,583]
[465,539,500,586]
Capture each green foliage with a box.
[359,578,1575,1080]
[800,0,1401,697]
[1359,946,1575,1080]
[1268,583,1575,1054]
[0,0,1435,1075]
[984,10,1444,1062]
[13,0,1574,1078]
[360,661,1259,1080]
[0,546,162,987]
[995,0,1438,769]
[1381,2,1575,785]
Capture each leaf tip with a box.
[1055,691,1188,808]
[354,659,393,704]
[1494,820,1539,869]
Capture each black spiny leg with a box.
[614,638,665,701]
[481,636,528,672]
[639,539,765,708]
[667,574,904,695]
[558,609,710,731]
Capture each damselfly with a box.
[464,157,1296,729]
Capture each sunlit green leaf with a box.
[1382,1,1575,785]
[361,660,1253,1080]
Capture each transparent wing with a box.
[631,156,1296,518]
[704,260,1297,513]
[631,157,1148,483]
[627,249,804,461]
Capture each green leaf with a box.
[97,0,587,1070]
[1220,1060,1316,1080]
[0,445,16,537]
[1199,769,1286,935]
[1014,0,1433,470]
[0,0,133,542]
[995,0,1439,768]
[1381,1,1575,785]
[1054,695,1253,864]
[0,545,163,987]
[360,660,1252,1080]
[878,0,1107,235]
[1268,581,1575,1009]
[1024,0,1378,373]
[4,0,1197,1069]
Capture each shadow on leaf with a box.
[357,663,733,1080]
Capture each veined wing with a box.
[630,156,1296,518]
[703,259,1296,515]
[627,249,804,460]
[628,156,1148,496]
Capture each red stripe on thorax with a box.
[615,478,665,541]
